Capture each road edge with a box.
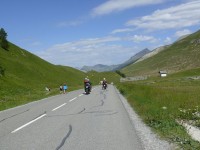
[114,85,176,150]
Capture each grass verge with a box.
[116,71,200,149]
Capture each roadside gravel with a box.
[115,86,176,150]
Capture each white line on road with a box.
[79,94,83,97]
[52,103,66,111]
[11,114,47,133]
[69,97,77,102]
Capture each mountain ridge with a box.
[81,48,151,72]
[121,29,200,77]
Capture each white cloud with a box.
[111,28,134,34]
[91,0,164,16]
[126,1,200,30]
[35,34,162,67]
[35,36,138,67]
[175,29,192,37]
[126,35,158,43]
[57,20,83,27]
[164,37,172,44]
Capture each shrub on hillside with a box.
[115,70,126,78]
[0,28,9,50]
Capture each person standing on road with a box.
[63,83,68,94]
[59,84,63,94]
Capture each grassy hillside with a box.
[122,30,200,77]
[0,42,87,110]
[116,68,200,149]
[0,42,121,111]
[85,70,121,86]
[117,30,200,149]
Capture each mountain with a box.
[113,48,150,71]
[176,34,190,42]
[81,48,150,72]
[134,35,192,65]
[81,64,118,72]
[121,29,200,77]
[135,46,170,64]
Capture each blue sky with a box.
[1,0,200,68]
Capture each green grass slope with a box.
[85,70,121,85]
[116,68,200,149]
[0,42,121,111]
[118,30,200,148]
[0,42,86,110]
[122,29,200,77]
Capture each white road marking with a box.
[52,103,66,111]
[11,91,92,133]
[11,114,47,133]
[69,97,77,102]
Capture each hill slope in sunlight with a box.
[0,42,121,110]
[0,42,86,110]
[121,29,200,77]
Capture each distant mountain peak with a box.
[113,48,151,71]
[81,48,151,72]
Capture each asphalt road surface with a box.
[0,85,144,150]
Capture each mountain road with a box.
[0,85,144,150]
